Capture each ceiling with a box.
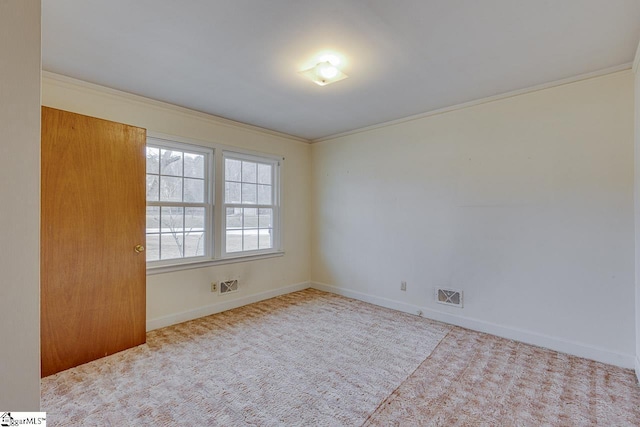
[42,1,640,141]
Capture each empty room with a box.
[2,0,640,425]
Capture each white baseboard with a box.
[311,282,635,369]
[636,356,640,385]
[146,281,311,331]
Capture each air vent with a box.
[436,288,463,308]
[220,279,238,294]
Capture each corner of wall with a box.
[146,281,311,331]
[0,0,42,411]
[635,38,640,386]
[633,40,640,74]
[311,282,635,369]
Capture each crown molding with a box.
[313,63,633,144]
[41,70,311,144]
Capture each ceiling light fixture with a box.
[300,59,348,86]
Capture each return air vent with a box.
[436,288,463,308]
[220,279,238,295]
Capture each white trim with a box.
[42,70,310,144]
[147,250,284,275]
[633,40,640,73]
[146,281,310,331]
[311,282,635,369]
[221,150,282,257]
[44,66,634,145]
[147,135,216,157]
[222,149,283,164]
[312,64,633,143]
[147,131,285,165]
[145,137,215,266]
[143,132,284,272]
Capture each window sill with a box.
[146,251,285,275]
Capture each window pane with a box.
[258,208,272,228]
[244,208,258,228]
[257,184,271,205]
[184,153,204,178]
[184,178,204,203]
[184,232,205,257]
[160,176,182,202]
[161,207,184,233]
[146,234,160,261]
[161,233,183,259]
[225,182,241,204]
[146,140,214,265]
[258,229,272,250]
[257,163,272,184]
[146,206,160,233]
[242,161,257,183]
[160,149,183,176]
[146,175,159,202]
[241,183,257,204]
[243,229,258,251]
[226,207,242,229]
[185,207,205,231]
[226,230,242,253]
[146,147,159,174]
[225,158,241,182]
[148,145,278,260]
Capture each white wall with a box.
[0,0,41,410]
[311,71,635,368]
[38,46,637,374]
[42,73,311,330]
[634,42,640,381]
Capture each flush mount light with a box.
[300,59,348,86]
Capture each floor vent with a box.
[220,279,239,294]
[436,288,463,308]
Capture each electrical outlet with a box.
[400,281,407,291]
[211,282,217,292]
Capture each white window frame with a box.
[145,136,214,268]
[145,133,284,275]
[222,150,282,258]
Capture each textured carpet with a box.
[40,289,640,426]
[41,289,451,426]
[364,327,640,427]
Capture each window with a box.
[145,135,282,271]
[223,152,280,255]
[146,138,212,264]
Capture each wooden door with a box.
[41,107,147,377]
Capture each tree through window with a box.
[145,140,211,262]
[145,137,281,269]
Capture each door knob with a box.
[134,244,145,253]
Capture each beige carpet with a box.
[41,289,640,426]
[41,289,451,426]
[365,327,640,427]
